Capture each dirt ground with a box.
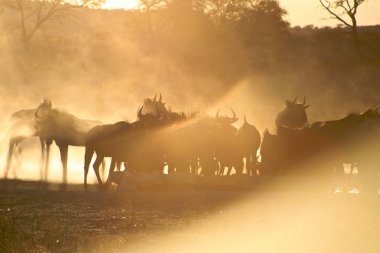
[1,179,380,253]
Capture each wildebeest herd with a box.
[3,95,380,191]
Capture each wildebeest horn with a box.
[216,109,220,119]
[293,97,298,103]
[244,115,247,123]
[34,106,47,123]
[35,107,41,119]
[229,108,239,123]
[159,93,162,102]
[302,96,306,105]
[43,97,51,105]
[230,108,237,120]
[153,95,157,102]
[137,106,144,118]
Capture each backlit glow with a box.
[102,0,139,10]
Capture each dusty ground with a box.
[1,179,380,253]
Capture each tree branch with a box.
[319,0,352,27]
[9,0,104,43]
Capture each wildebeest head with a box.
[137,105,163,126]
[34,99,59,138]
[142,94,169,119]
[35,98,52,121]
[215,108,239,125]
[276,97,309,131]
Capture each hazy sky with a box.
[280,0,380,27]
[103,0,380,27]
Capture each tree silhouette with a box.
[194,0,288,33]
[319,0,367,45]
[7,0,104,45]
[194,0,246,25]
[138,0,167,31]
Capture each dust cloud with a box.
[0,1,379,183]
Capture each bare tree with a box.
[194,0,284,27]
[319,0,367,45]
[7,0,104,45]
[138,0,167,31]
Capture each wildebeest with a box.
[261,108,380,190]
[84,97,172,189]
[4,99,52,180]
[213,109,241,176]
[235,116,261,176]
[85,96,231,189]
[34,104,102,186]
[213,110,261,177]
[260,97,310,176]
[161,114,220,177]
[275,97,309,135]
[84,121,131,187]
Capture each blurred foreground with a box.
[1,179,379,253]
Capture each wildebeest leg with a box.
[44,140,52,182]
[165,162,170,174]
[123,162,128,172]
[39,138,51,181]
[219,162,225,176]
[58,144,69,187]
[105,158,116,185]
[39,138,45,180]
[351,163,357,175]
[93,155,104,185]
[200,155,214,177]
[4,139,17,179]
[166,160,174,174]
[14,142,23,178]
[250,156,259,176]
[234,159,244,175]
[116,161,122,171]
[190,159,198,176]
[245,155,252,176]
[84,145,95,190]
[101,159,106,180]
[226,165,233,176]
[194,158,201,176]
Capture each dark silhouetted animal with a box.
[275,97,309,135]
[161,115,220,177]
[235,116,261,176]
[34,104,102,186]
[260,97,310,176]
[261,108,380,190]
[4,99,52,180]
[84,121,132,188]
[214,109,241,176]
[84,101,168,189]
